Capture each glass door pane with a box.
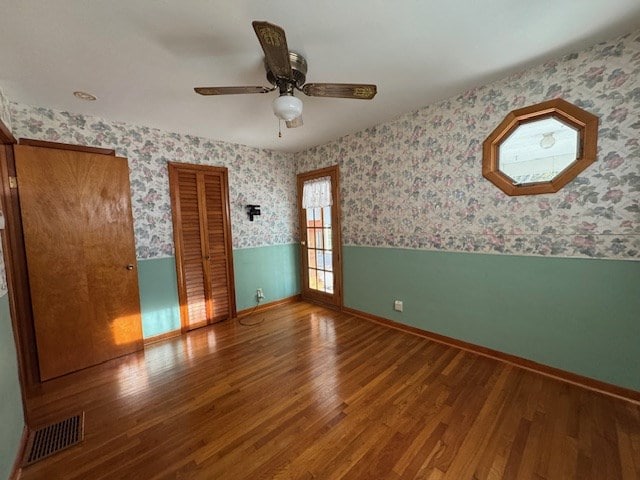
[304,198,334,294]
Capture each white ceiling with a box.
[1,1,639,153]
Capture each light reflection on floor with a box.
[116,355,149,398]
[116,326,222,398]
[185,329,218,365]
[308,312,340,406]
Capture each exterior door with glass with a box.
[297,165,342,307]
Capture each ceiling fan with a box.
[194,21,377,129]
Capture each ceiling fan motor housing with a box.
[266,51,308,90]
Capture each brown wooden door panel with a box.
[15,145,143,380]
[297,166,343,308]
[169,163,236,332]
[174,169,208,329]
[203,171,232,322]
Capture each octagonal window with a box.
[499,117,579,184]
[483,98,598,196]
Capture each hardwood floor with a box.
[21,302,640,479]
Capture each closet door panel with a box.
[171,168,209,329]
[169,163,235,332]
[203,172,231,321]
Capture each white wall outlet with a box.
[257,288,265,301]
[394,300,403,312]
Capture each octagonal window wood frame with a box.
[482,98,599,196]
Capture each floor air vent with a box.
[24,413,84,466]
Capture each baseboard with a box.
[143,329,181,347]
[10,425,29,480]
[144,296,301,341]
[299,295,341,311]
[342,306,640,405]
[237,294,301,318]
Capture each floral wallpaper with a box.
[9,104,297,259]
[0,87,11,133]
[296,30,640,260]
[4,29,640,263]
[0,87,10,295]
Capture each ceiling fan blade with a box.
[286,116,303,128]
[194,86,271,95]
[302,83,377,100]
[252,21,293,80]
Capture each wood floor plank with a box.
[19,301,640,479]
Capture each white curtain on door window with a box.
[302,176,332,209]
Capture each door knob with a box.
[126,264,134,270]
[301,241,306,246]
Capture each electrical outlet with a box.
[394,300,403,312]
[257,288,265,301]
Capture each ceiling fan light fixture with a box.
[272,94,303,122]
[539,132,556,149]
[73,91,97,101]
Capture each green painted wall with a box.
[137,244,300,337]
[0,294,24,479]
[233,244,301,311]
[137,257,181,338]
[343,246,640,391]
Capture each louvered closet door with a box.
[169,163,236,331]
[202,172,232,321]
[174,168,209,329]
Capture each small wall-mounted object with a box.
[482,98,599,196]
[246,204,261,221]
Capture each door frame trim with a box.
[18,138,116,156]
[0,120,37,420]
[297,165,343,308]
[168,162,237,332]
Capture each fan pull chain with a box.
[278,119,282,138]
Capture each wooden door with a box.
[15,144,143,381]
[297,165,342,308]
[169,163,236,331]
